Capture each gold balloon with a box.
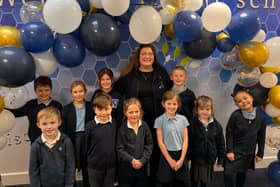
[0,25,22,47]
[259,66,280,73]
[161,0,185,13]
[216,32,229,41]
[0,96,4,113]
[164,23,176,39]
[273,116,280,125]
[238,41,269,68]
[268,85,280,108]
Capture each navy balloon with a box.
[20,22,54,53]
[0,46,35,87]
[173,11,202,42]
[53,34,85,67]
[183,29,216,59]
[77,0,90,12]
[268,161,280,186]
[227,10,261,43]
[80,13,121,56]
[217,37,236,52]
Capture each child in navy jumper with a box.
[62,80,93,187]
[29,107,75,187]
[91,67,123,125]
[170,66,196,122]
[85,93,117,187]
[10,76,62,143]
[224,89,266,187]
[117,98,153,187]
[189,95,225,187]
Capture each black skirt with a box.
[190,163,213,183]
[157,150,190,185]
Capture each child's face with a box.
[125,104,141,125]
[71,85,86,103]
[37,116,61,139]
[35,85,52,103]
[100,74,113,91]
[197,106,212,121]
[94,105,112,122]
[162,98,178,116]
[170,69,187,87]
[234,92,254,112]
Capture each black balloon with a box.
[0,46,35,87]
[183,29,216,59]
[80,13,121,56]
[233,83,269,106]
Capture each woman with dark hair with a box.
[115,44,172,182]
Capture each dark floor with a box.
[7,168,276,187]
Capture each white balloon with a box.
[0,110,15,135]
[159,8,175,25]
[101,0,129,16]
[43,0,82,34]
[265,103,280,117]
[129,6,162,44]
[201,2,232,32]
[89,0,103,8]
[184,0,203,11]
[31,50,58,76]
[264,37,280,67]
[0,86,29,109]
[0,136,7,150]
[259,72,278,88]
[251,29,266,42]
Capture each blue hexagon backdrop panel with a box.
[1,0,280,125]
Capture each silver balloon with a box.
[236,65,260,87]
[20,1,44,24]
[0,86,29,109]
[220,48,242,70]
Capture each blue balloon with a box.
[77,0,90,12]
[20,22,54,53]
[183,29,216,59]
[268,161,280,186]
[0,46,35,87]
[173,11,202,42]
[217,37,236,52]
[80,13,121,56]
[53,34,86,67]
[227,10,261,43]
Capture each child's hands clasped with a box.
[227,152,235,161]
[174,159,184,171]
[131,158,143,170]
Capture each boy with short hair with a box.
[85,93,117,187]
[29,106,75,187]
[170,66,196,122]
[10,76,63,143]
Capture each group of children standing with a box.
[12,65,266,187]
